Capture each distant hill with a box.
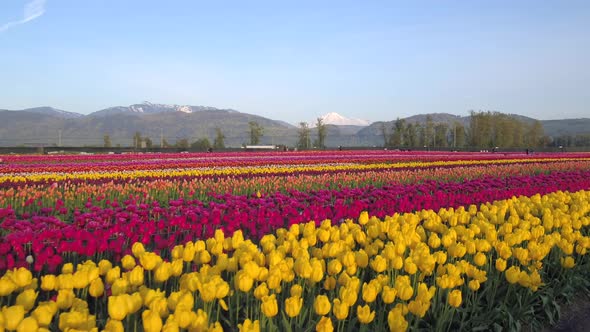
[0,104,588,147]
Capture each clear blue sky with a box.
[1,0,589,123]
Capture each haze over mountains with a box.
[0,102,588,147]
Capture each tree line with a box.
[381,111,548,150]
[101,111,586,151]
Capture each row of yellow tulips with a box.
[1,189,589,331]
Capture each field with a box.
[1,150,590,331]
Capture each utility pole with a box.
[58,130,62,147]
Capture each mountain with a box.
[0,107,83,119]
[313,112,369,126]
[0,103,296,147]
[0,104,589,147]
[89,102,230,117]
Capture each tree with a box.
[405,123,418,148]
[315,118,327,149]
[133,131,142,149]
[452,121,465,148]
[379,123,388,147]
[191,138,211,151]
[144,137,153,149]
[425,115,434,148]
[162,138,171,148]
[248,121,264,145]
[388,118,405,147]
[213,128,225,149]
[176,138,190,149]
[297,122,311,149]
[526,120,545,147]
[103,134,112,148]
[434,123,449,147]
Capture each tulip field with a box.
[2,150,590,331]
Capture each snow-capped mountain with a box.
[311,112,370,126]
[89,102,229,117]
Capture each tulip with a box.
[357,304,375,324]
[89,278,104,297]
[121,255,136,270]
[11,267,33,287]
[448,289,462,308]
[2,305,25,330]
[314,294,331,316]
[261,294,278,318]
[104,319,125,332]
[56,289,75,310]
[285,296,303,318]
[15,288,38,311]
[332,299,349,320]
[315,316,334,332]
[142,309,163,332]
[108,295,128,321]
[16,316,38,332]
[238,319,260,332]
[0,278,17,296]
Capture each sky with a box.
[0,0,589,124]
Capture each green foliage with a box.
[213,128,225,149]
[175,138,190,149]
[190,138,211,151]
[316,118,327,148]
[296,122,311,149]
[103,134,112,148]
[248,121,264,145]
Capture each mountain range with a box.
[0,103,588,147]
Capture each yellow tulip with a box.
[132,242,146,258]
[505,266,520,284]
[0,278,17,296]
[290,284,303,297]
[61,263,74,274]
[358,211,369,225]
[495,258,507,272]
[253,283,269,299]
[108,295,128,321]
[235,271,254,292]
[448,289,462,308]
[238,319,260,332]
[121,255,136,270]
[16,316,38,332]
[285,296,303,318]
[89,278,104,297]
[111,278,129,296]
[332,299,349,320]
[388,306,408,332]
[561,256,575,268]
[370,255,387,273]
[382,285,397,304]
[473,252,487,266]
[129,265,145,286]
[11,267,32,287]
[105,266,121,285]
[315,316,334,332]
[139,252,162,271]
[260,294,279,318]
[56,289,75,310]
[154,262,172,283]
[32,304,56,327]
[142,309,163,332]
[357,304,375,324]
[15,288,38,311]
[103,319,124,332]
[98,260,113,276]
[2,305,24,330]
[362,282,378,303]
[314,294,331,316]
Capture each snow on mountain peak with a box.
[315,112,369,126]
